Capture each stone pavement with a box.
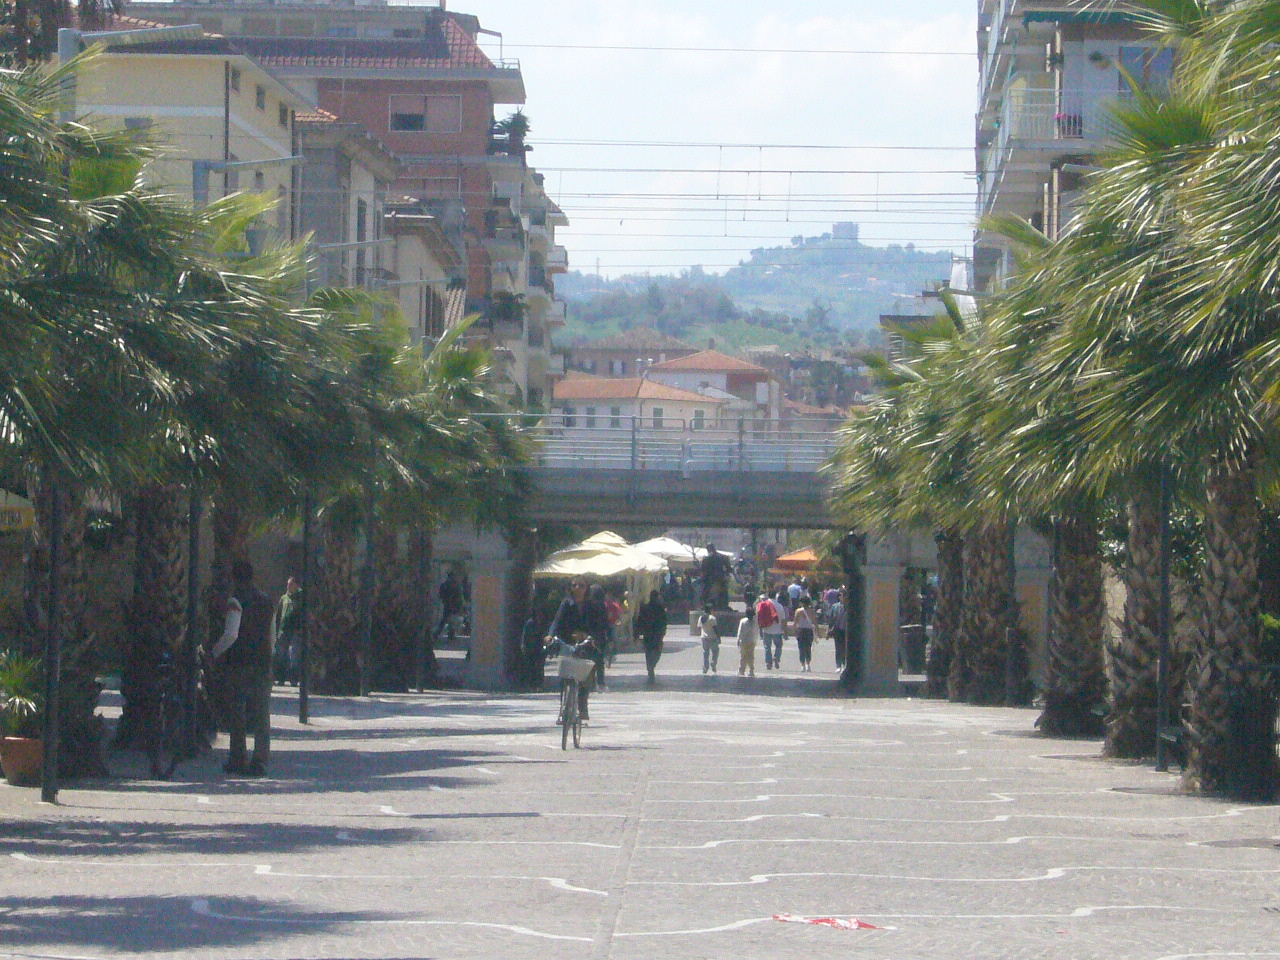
[3,628,1280,960]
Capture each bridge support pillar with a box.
[859,536,904,696]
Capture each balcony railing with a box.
[997,86,1127,147]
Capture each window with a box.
[610,407,622,428]
[563,406,576,428]
[255,85,266,110]
[278,104,290,128]
[253,171,265,191]
[393,28,420,38]
[585,407,597,429]
[610,359,625,375]
[388,95,463,133]
[1119,46,1174,94]
[229,67,241,92]
[326,26,356,38]
[652,407,664,430]
[693,409,706,431]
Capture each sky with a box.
[456,0,978,280]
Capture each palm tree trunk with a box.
[1106,485,1162,758]
[411,529,439,688]
[1185,458,1279,799]
[315,508,360,695]
[926,529,963,698]
[372,525,413,691]
[956,521,1017,705]
[948,531,979,702]
[118,484,187,749]
[24,466,104,777]
[1038,514,1106,736]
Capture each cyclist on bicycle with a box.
[546,579,606,720]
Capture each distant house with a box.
[566,327,696,377]
[552,374,727,432]
[645,349,782,420]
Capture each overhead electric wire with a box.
[504,42,972,56]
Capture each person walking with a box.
[521,611,547,690]
[737,593,759,677]
[698,604,720,674]
[794,599,816,671]
[757,592,784,670]
[829,590,848,671]
[635,589,668,684]
[586,584,611,689]
[211,560,273,777]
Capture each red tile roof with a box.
[554,378,727,405]
[647,349,771,375]
[237,16,497,71]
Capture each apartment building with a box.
[975,1,1171,288]
[74,32,312,245]
[566,328,697,378]
[132,0,569,408]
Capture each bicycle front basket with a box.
[558,657,596,683]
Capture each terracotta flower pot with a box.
[1,736,44,786]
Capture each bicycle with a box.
[549,637,597,750]
[147,646,216,780]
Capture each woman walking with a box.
[636,590,668,684]
[794,599,816,671]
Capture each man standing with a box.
[211,559,273,777]
[829,589,848,671]
[434,568,462,644]
[272,576,302,684]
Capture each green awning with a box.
[1023,11,1136,26]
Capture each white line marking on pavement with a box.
[195,796,212,805]
[378,805,407,816]
[250,864,609,895]
[189,898,593,941]
[651,792,1017,804]
[613,917,774,937]
[645,814,1012,825]
[628,865,1280,887]
[473,767,500,776]
[644,835,1192,850]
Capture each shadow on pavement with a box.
[0,895,409,954]
[0,819,428,858]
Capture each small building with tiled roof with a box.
[645,349,782,420]
[566,327,696,378]
[552,377,727,434]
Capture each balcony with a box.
[547,244,569,274]
[548,299,568,328]
[979,85,1126,216]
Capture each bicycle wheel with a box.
[560,681,576,750]
[572,705,583,748]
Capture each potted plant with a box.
[0,649,44,786]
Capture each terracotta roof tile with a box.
[236,16,498,71]
[553,378,727,405]
[647,349,771,375]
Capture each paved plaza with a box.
[3,633,1280,959]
